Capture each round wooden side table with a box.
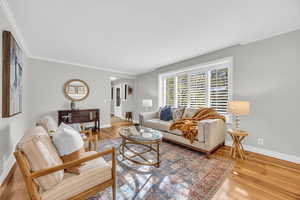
[227,129,248,160]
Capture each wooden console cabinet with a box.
[58,109,100,131]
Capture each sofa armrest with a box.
[198,119,226,150]
[139,111,159,125]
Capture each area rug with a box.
[89,138,234,200]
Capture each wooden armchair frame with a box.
[14,148,117,200]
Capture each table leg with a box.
[122,138,125,157]
[239,136,246,159]
[157,142,160,168]
[229,135,234,157]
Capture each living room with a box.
[0,0,300,200]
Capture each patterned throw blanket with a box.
[169,108,226,143]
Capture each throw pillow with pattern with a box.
[172,107,185,122]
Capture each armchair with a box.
[14,126,116,200]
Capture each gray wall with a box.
[136,29,300,157]
[26,58,133,128]
[0,11,28,183]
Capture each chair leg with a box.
[112,182,116,200]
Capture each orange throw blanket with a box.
[169,108,226,143]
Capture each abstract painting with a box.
[2,31,24,118]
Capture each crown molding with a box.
[0,0,137,77]
[0,0,29,55]
[240,27,300,45]
[29,56,138,77]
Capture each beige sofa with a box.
[139,108,226,156]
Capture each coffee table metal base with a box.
[119,138,161,168]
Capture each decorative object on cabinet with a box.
[2,31,24,118]
[70,101,76,110]
[64,79,89,101]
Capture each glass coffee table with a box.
[119,126,162,168]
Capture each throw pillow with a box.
[52,123,85,174]
[160,106,173,121]
[172,107,185,121]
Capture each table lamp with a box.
[142,99,152,112]
[228,101,250,131]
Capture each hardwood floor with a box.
[2,119,300,200]
[212,148,300,200]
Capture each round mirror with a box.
[64,79,89,101]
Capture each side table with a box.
[125,112,133,122]
[227,129,248,160]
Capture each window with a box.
[160,58,232,116]
[165,77,175,106]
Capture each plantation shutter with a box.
[165,77,175,107]
[189,72,207,108]
[209,68,229,114]
[177,74,188,107]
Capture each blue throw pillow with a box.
[160,106,173,121]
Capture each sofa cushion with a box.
[182,108,203,118]
[144,119,172,132]
[36,116,58,134]
[169,129,183,136]
[41,151,112,200]
[17,126,64,191]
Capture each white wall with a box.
[136,29,300,161]
[26,58,134,128]
[0,10,28,183]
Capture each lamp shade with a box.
[142,99,152,107]
[228,101,250,115]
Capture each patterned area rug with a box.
[89,138,234,200]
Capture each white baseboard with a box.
[100,124,111,128]
[225,140,300,164]
[0,154,16,185]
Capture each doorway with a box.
[114,84,122,118]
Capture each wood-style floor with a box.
[2,118,300,200]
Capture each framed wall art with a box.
[2,31,24,118]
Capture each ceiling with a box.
[5,0,300,75]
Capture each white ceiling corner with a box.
[3,0,300,75]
